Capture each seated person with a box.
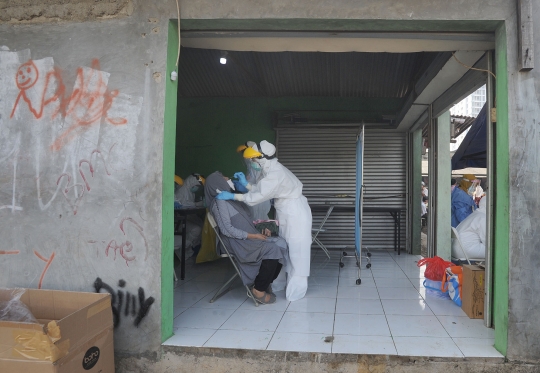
[451,174,477,228]
[452,196,487,260]
[174,174,205,255]
[204,171,289,304]
[175,173,205,207]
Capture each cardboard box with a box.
[0,288,114,373]
[462,265,485,319]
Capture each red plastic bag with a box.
[417,256,453,281]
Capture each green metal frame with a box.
[164,18,510,355]
[161,19,179,343]
[493,23,509,355]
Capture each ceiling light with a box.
[220,51,228,65]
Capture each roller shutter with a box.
[276,126,406,250]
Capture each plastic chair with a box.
[311,206,333,259]
[451,227,471,265]
[207,212,259,307]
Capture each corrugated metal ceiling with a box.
[178,47,439,98]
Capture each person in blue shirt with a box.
[451,174,477,228]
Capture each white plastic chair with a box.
[207,212,259,306]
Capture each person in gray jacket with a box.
[205,171,289,304]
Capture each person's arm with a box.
[455,198,476,225]
[212,202,248,239]
[234,171,280,206]
[212,201,267,240]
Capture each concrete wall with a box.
[505,0,540,362]
[0,0,175,354]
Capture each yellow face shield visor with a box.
[243,146,263,159]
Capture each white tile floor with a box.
[164,249,502,358]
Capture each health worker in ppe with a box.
[174,173,205,254]
[236,142,271,221]
[452,196,487,260]
[216,140,312,302]
[451,173,477,228]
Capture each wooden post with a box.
[518,0,534,71]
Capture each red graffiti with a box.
[57,146,113,215]
[0,250,20,255]
[51,59,127,151]
[9,59,127,150]
[10,61,64,120]
[57,173,85,215]
[105,240,136,266]
[120,218,149,261]
[104,217,149,266]
[34,250,55,289]
[79,149,111,191]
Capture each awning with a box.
[451,103,487,170]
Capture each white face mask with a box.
[226,179,235,190]
[467,181,479,196]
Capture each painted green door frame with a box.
[161,19,179,343]
[492,23,509,356]
[164,18,510,355]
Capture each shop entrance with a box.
[162,21,508,357]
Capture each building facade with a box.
[1,0,539,370]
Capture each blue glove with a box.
[234,172,248,187]
[216,191,235,200]
[174,201,182,209]
[232,180,248,193]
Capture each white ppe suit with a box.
[452,197,486,260]
[243,158,271,221]
[174,175,203,250]
[235,155,312,301]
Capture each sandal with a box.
[248,287,276,304]
[266,284,275,296]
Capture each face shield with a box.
[250,159,262,171]
[467,180,480,196]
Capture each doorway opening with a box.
[162,21,509,357]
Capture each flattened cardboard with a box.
[461,265,485,319]
[0,288,114,373]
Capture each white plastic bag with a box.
[0,288,38,323]
[423,279,451,300]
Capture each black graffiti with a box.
[93,277,155,328]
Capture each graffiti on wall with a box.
[10,59,128,151]
[34,250,55,289]
[94,277,155,328]
[0,47,148,306]
[0,133,22,213]
[87,216,149,266]
[1,49,142,218]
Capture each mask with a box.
[467,181,478,196]
[226,179,235,190]
[251,161,261,171]
[190,186,200,193]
